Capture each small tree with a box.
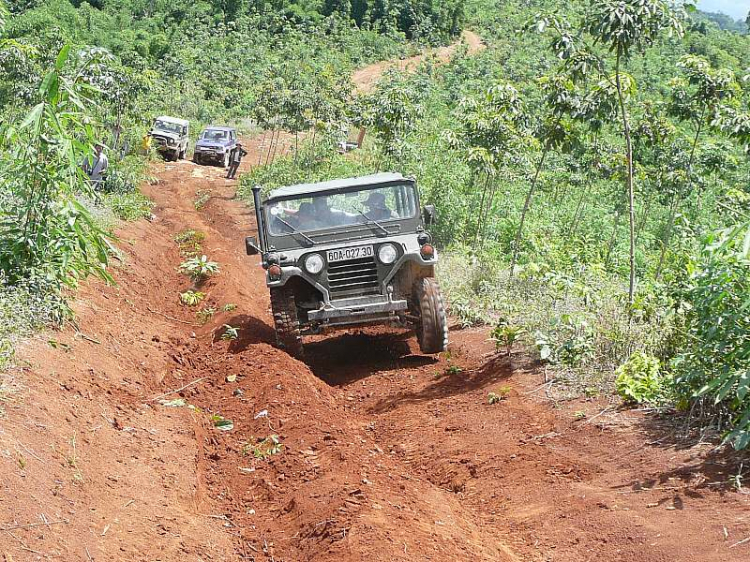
[584,0,685,308]
[659,55,740,275]
[446,84,527,246]
[509,74,584,278]
[361,70,424,170]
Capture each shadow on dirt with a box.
[369,352,514,414]
[618,414,750,494]
[305,330,436,386]
[213,313,276,351]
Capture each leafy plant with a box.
[179,290,206,306]
[488,386,511,404]
[196,306,217,325]
[194,189,212,211]
[491,320,525,355]
[174,230,206,257]
[242,435,283,459]
[180,255,219,282]
[221,303,237,312]
[211,414,234,431]
[615,352,663,404]
[445,364,463,376]
[221,324,239,341]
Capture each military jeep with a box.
[149,116,189,161]
[245,173,448,359]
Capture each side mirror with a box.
[422,205,437,226]
[245,236,261,256]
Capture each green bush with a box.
[672,225,750,449]
[615,352,664,404]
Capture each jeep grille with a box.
[327,256,380,299]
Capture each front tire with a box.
[270,286,304,359]
[413,277,448,354]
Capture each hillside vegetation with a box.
[2,1,750,449]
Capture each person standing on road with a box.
[227,142,248,180]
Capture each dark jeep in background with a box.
[246,173,448,359]
[193,126,237,168]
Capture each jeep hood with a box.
[151,129,179,139]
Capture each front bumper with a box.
[307,298,408,328]
[195,148,225,161]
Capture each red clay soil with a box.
[1,47,750,561]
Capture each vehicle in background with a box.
[149,116,189,161]
[245,173,447,359]
[193,126,238,168]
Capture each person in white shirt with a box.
[85,143,109,189]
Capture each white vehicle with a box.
[149,116,189,161]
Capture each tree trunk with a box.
[510,145,550,279]
[615,53,637,309]
[474,173,492,246]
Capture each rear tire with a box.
[270,286,304,359]
[413,277,448,354]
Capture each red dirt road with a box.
[1,38,750,561]
[1,151,748,561]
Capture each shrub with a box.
[672,225,750,449]
[615,352,664,404]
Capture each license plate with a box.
[327,245,374,263]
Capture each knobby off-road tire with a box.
[413,277,449,354]
[270,287,304,359]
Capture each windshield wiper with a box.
[358,211,389,235]
[276,216,315,246]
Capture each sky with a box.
[699,0,750,20]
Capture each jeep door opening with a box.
[246,173,448,359]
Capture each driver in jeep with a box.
[363,192,393,221]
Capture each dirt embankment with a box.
[2,33,750,562]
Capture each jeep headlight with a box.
[304,253,325,275]
[378,243,398,265]
[167,138,175,146]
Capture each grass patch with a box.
[103,191,154,221]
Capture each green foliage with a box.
[196,306,217,325]
[490,320,524,355]
[673,225,750,449]
[174,229,206,257]
[103,191,153,221]
[0,45,112,289]
[179,255,219,282]
[488,386,511,404]
[615,351,664,404]
[179,290,206,306]
[221,324,239,340]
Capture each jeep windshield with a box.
[201,129,229,141]
[266,183,418,236]
[154,120,183,134]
